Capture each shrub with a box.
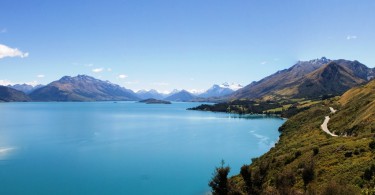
[313,147,319,155]
[344,151,353,158]
[369,140,375,150]
[295,151,302,158]
[275,169,295,190]
[302,161,315,187]
[363,164,375,181]
[209,160,230,195]
[240,165,253,195]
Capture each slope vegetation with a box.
[228,80,375,194]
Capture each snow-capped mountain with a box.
[199,82,243,98]
[134,83,243,101]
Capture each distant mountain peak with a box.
[198,82,242,98]
[164,90,196,102]
[30,75,139,101]
[60,75,96,81]
[7,83,44,94]
[136,89,166,100]
[298,57,331,65]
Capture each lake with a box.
[0,102,284,195]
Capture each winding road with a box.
[321,107,338,137]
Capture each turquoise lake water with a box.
[0,102,284,195]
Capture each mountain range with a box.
[7,84,44,94]
[1,57,374,102]
[0,75,242,102]
[29,75,139,101]
[136,89,167,100]
[135,82,243,101]
[231,57,375,100]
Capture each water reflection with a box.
[0,147,15,160]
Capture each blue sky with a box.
[1,0,374,92]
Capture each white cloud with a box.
[0,79,13,86]
[152,82,170,86]
[118,74,128,79]
[85,63,93,67]
[346,35,357,40]
[92,68,104,73]
[37,74,45,78]
[261,61,267,65]
[0,80,39,87]
[0,44,29,59]
[107,68,112,72]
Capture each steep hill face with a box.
[29,75,139,101]
[231,57,331,99]
[164,90,196,102]
[294,61,368,98]
[228,80,375,194]
[0,86,30,102]
[231,58,374,100]
[329,79,375,136]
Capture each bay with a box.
[0,102,284,195]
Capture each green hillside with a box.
[225,80,375,194]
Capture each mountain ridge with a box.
[164,90,197,102]
[231,58,374,100]
[29,75,140,101]
[227,79,375,194]
[0,86,31,102]
[7,84,44,94]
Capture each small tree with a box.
[369,140,375,150]
[302,160,315,188]
[209,160,230,195]
[240,165,253,194]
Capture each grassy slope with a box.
[229,80,375,194]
